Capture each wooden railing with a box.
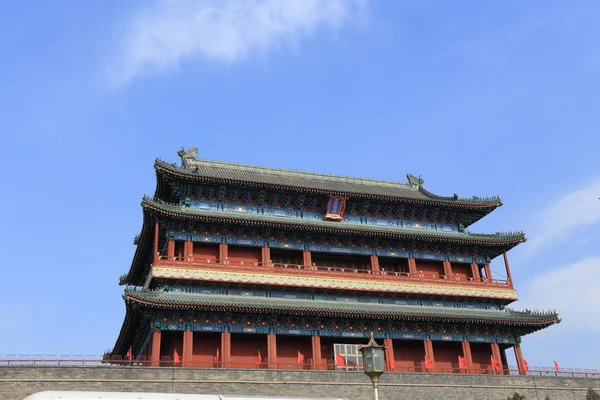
[155,256,510,288]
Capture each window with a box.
[333,343,362,370]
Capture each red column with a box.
[484,264,492,281]
[491,343,504,375]
[311,335,322,370]
[500,347,509,374]
[167,239,175,260]
[151,330,161,367]
[370,255,380,273]
[221,331,231,368]
[153,219,160,265]
[219,243,228,263]
[503,251,514,288]
[184,239,192,262]
[424,339,435,372]
[183,330,193,367]
[513,344,526,376]
[268,333,277,369]
[303,250,312,268]
[462,341,474,374]
[408,258,418,275]
[262,245,271,266]
[470,263,481,281]
[443,260,452,278]
[384,338,394,371]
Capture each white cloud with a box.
[524,178,600,256]
[520,255,600,332]
[110,0,366,86]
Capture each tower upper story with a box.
[121,148,526,305]
[155,147,503,230]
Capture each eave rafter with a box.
[154,159,501,212]
[141,197,525,248]
[124,289,560,329]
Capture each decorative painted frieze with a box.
[152,266,518,300]
[162,284,501,311]
[186,199,460,233]
[148,315,518,344]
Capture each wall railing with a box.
[0,355,596,379]
[155,257,509,288]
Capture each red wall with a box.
[415,260,445,277]
[228,246,261,264]
[432,341,463,373]
[452,263,473,280]
[192,332,220,368]
[393,340,425,372]
[160,331,183,362]
[156,331,500,375]
[174,241,185,260]
[270,249,303,265]
[471,342,493,374]
[379,257,409,273]
[312,253,370,270]
[230,333,268,368]
[276,335,313,369]
[192,243,219,262]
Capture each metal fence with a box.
[1,354,599,379]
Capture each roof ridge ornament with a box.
[407,174,424,190]
[178,147,198,169]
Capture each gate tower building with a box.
[112,148,558,373]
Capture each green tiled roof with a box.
[155,158,501,209]
[142,197,525,247]
[124,289,559,328]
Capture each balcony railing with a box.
[0,354,597,379]
[155,256,510,288]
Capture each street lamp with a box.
[359,332,386,400]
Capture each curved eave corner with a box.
[111,301,138,357]
[154,166,167,201]
[507,308,561,329]
[413,174,502,210]
[120,205,154,287]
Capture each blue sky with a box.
[1,0,599,369]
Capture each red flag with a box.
[256,350,262,368]
[335,353,346,367]
[491,355,500,372]
[213,348,220,363]
[425,356,434,370]
[126,347,132,361]
[554,360,559,372]
[298,351,305,365]
[458,355,467,369]
[174,349,180,365]
[523,359,529,372]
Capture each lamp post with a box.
[359,332,386,400]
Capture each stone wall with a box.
[2,366,599,400]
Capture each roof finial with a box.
[177,147,198,169]
[407,174,424,189]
